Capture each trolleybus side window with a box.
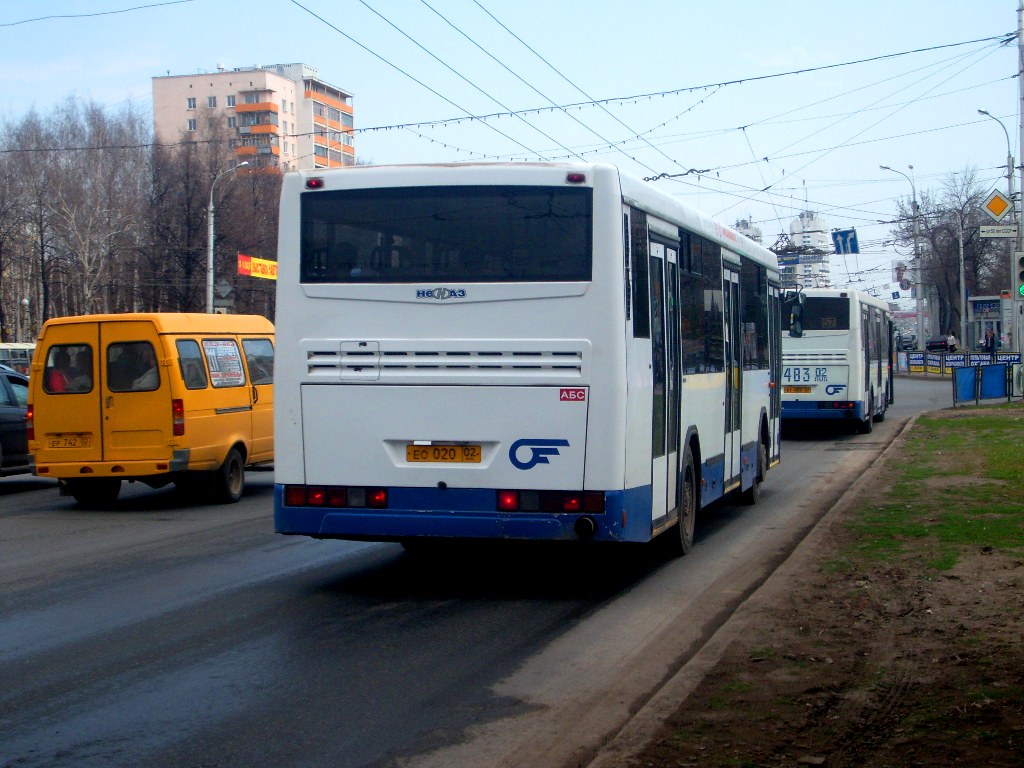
[702,238,724,373]
[630,209,650,338]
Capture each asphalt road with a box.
[0,375,954,768]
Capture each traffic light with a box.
[1018,252,1024,298]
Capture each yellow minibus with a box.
[29,313,274,505]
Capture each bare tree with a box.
[888,167,999,339]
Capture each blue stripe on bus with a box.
[780,401,867,420]
[273,485,661,544]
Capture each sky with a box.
[1,0,1021,308]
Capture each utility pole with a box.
[1017,0,1024,353]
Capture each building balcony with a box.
[236,102,279,114]
[305,90,352,113]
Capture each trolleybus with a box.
[781,286,893,432]
[273,162,782,554]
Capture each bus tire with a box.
[739,441,766,505]
[858,393,874,434]
[873,394,887,423]
[663,451,696,557]
[68,478,121,507]
[212,447,245,503]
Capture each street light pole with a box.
[978,109,1017,353]
[880,164,924,348]
[206,162,249,314]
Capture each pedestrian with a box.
[946,330,958,352]
[983,329,996,354]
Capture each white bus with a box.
[0,342,35,375]
[780,287,893,432]
[273,162,782,554]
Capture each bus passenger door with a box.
[768,285,782,459]
[723,268,742,488]
[648,243,669,526]
[664,244,680,517]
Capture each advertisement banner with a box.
[237,253,278,280]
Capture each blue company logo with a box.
[825,384,847,396]
[415,287,467,300]
[509,439,570,470]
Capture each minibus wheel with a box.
[213,447,245,503]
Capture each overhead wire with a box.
[356,0,569,160]
[286,0,544,160]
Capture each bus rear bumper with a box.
[273,485,654,543]
[781,401,866,420]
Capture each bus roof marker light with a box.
[305,177,325,190]
[565,172,586,184]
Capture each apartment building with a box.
[152,63,354,171]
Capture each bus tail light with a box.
[172,398,185,436]
[26,403,34,441]
[496,490,605,513]
[284,485,387,508]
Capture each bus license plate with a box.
[784,386,812,394]
[47,434,92,449]
[406,445,481,463]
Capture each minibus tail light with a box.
[26,403,34,441]
[171,398,185,436]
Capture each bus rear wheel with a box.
[739,441,766,505]
[663,452,696,557]
[857,391,875,434]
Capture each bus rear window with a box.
[782,296,850,332]
[300,185,593,283]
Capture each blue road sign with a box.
[832,228,859,254]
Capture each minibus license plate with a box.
[406,445,481,463]
[784,386,812,394]
[48,434,92,449]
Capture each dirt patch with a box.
[628,416,1024,767]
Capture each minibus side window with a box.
[201,339,246,388]
[108,342,159,392]
[176,339,209,390]
[241,338,274,385]
[43,344,93,394]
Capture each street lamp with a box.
[880,164,924,347]
[206,161,249,314]
[15,298,28,343]
[978,109,1017,352]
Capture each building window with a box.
[227,116,236,128]
[186,97,196,109]
[226,95,235,107]
[187,118,197,132]
[208,96,217,108]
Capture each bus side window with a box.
[242,338,274,385]
[175,339,209,390]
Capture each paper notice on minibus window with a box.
[202,339,246,387]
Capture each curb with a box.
[585,415,920,768]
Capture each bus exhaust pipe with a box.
[574,516,596,540]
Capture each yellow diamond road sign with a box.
[983,189,1012,222]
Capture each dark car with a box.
[0,364,32,476]
[925,337,953,352]
[895,333,916,351]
